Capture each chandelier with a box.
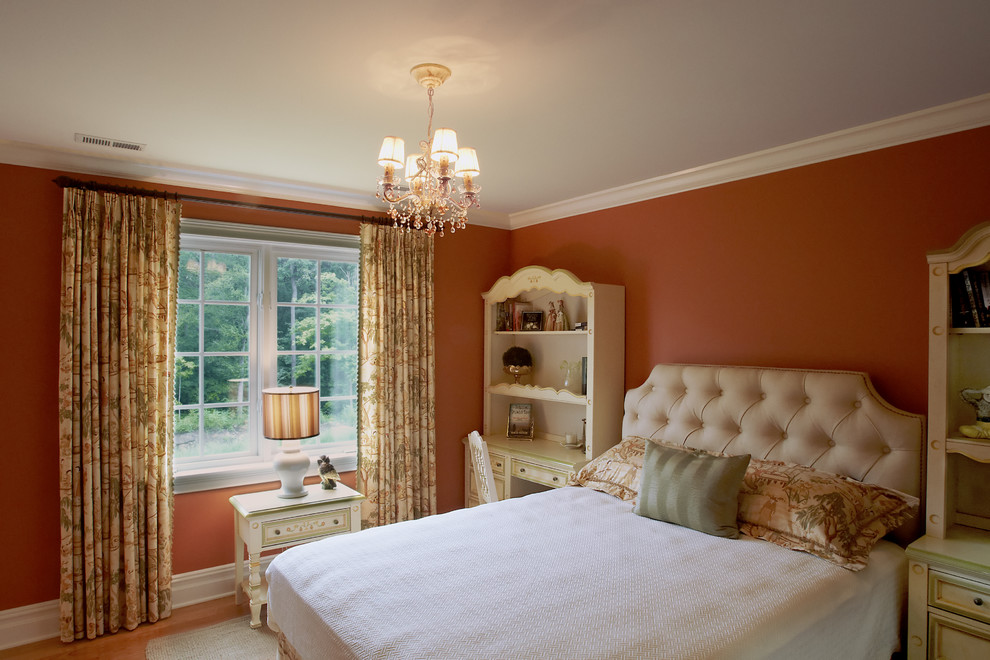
[376,63,480,236]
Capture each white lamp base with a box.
[273,447,310,498]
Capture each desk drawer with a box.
[262,507,351,547]
[512,459,569,488]
[930,570,990,624]
[490,453,506,476]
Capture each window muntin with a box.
[175,249,256,463]
[274,257,359,453]
[174,221,359,492]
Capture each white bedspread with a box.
[266,486,905,660]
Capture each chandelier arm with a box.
[380,188,418,205]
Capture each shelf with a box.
[946,437,990,463]
[487,382,587,404]
[494,330,588,336]
[949,327,990,334]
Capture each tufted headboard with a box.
[622,364,924,538]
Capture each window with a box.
[174,219,359,493]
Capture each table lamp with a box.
[262,386,320,498]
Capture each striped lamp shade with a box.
[262,387,320,439]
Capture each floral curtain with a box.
[58,187,180,641]
[358,222,437,527]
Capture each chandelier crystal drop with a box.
[376,63,481,236]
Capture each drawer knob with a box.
[519,468,526,473]
[552,476,559,482]
[274,529,280,535]
[976,597,985,607]
[333,519,339,525]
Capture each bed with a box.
[266,363,924,659]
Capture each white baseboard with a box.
[0,556,274,651]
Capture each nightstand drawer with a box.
[262,507,351,547]
[928,610,990,658]
[930,570,990,624]
[512,459,569,488]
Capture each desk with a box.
[229,483,364,628]
[463,435,588,506]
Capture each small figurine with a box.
[959,386,990,439]
[554,299,569,331]
[545,301,557,331]
[317,455,340,489]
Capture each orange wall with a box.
[2,125,988,611]
[0,164,508,609]
[510,126,990,415]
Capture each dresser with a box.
[905,223,990,658]
[229,483,364,628]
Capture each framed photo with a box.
[506,403,534,439]
[521,311,543,331]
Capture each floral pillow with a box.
[568,436,645,501]
[737,458,919,571]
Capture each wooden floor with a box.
[0,596,251,660]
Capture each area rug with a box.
[145,615,276,659]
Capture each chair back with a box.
[468,431,499,504]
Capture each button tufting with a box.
[828,440,836,447]
[760,393,767,400]
[781,432,788,439]
[882,446,891,454]
[804,397,811,404]
[853,401,862,408]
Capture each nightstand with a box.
[229,483,364,628]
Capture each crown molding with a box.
[0,137,382,209]
[0,140,512,229]
[508,93,990,229]
[4,93,987,233]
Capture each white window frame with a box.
[175,218,359,494]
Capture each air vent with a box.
[74,133,146,152]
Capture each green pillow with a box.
[634,442,751,538]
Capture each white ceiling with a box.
[1,1,989,228]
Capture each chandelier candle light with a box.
[376,63,481,236]
[262,386,320,498]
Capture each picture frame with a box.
[506,403,534,439]
[521,311,543,331]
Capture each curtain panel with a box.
[358,223,438,527]
[57,188,180,641]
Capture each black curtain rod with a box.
[52,176,391,224]
[53,175,179,201]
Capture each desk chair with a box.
[468,431,499,504]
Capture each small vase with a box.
[560,360,580,392]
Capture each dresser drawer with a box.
[512,459,569,488]
[490,453,506,476]
[261,507,351,547]
[928,610,990,659]
[929,570,990,625]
